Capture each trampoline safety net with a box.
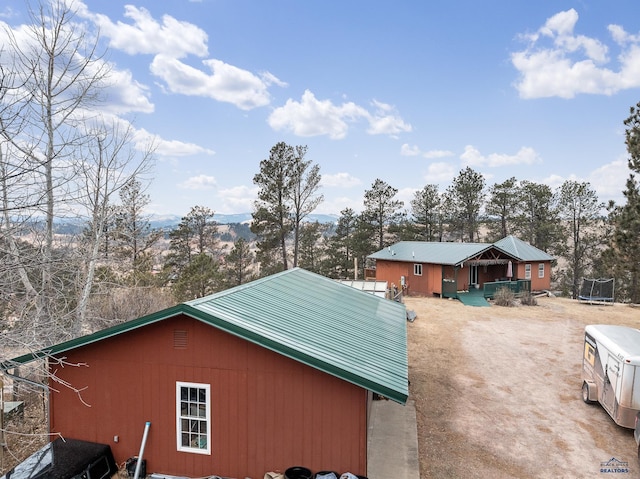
[579,278,615,303]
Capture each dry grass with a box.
[406,294,640,478]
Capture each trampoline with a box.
[578,278,615,304]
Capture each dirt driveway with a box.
[405,295,640,478]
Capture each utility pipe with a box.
[133,421,151,479]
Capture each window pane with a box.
[177,382,209,454]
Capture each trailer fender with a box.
[582,381,598,404]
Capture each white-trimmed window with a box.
[414,264,422,276]
[525,264,531,280]
[538,263,545,278]
[176,382,211,455]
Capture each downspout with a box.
[134,421,151,479]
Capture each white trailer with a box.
[582,324,640,428]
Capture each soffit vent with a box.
[174,330,188,349]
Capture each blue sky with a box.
[2,1,640,217]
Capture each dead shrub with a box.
[520,291,538,306]
[494,287,516,307]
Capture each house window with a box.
[525,264,531,280]
[177,382,211,455]
[538,263,545,278]
[414,264,422,276]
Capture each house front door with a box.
[469,265,479,288]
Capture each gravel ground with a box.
[405,295,640,479]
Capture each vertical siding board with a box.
[49,314,371,479]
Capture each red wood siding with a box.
[374,259,552,295]
[374,260,443,296]
[49,315,368,479]
[515,261,552,291]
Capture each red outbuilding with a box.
[4,268,408,479]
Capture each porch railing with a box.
[483,279,531,299]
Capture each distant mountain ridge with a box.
[149,212,339,228]
[49,213,339,234]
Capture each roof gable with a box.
[492,235,554,261]
[4,268,409,404]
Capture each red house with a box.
[4,268,408,479]
[368,235,555,297]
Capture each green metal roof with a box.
[493,235,555,261]
[3,268,409,404]
[368,235,554,265]
[368,241,490,266]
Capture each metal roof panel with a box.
[4,269,409,404]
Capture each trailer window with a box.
[177,382,211,455]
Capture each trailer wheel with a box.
[582,382,595,404]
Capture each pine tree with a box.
[113,178,161,269]
[515,181,561,253]
[445,167,485,242]
[363,179,404,249]
[557,180,603,299]
[224,237,255,287]
[410,184,441,241]
[290,145,323,267]
[485,177,519,241]
[164,206,221,298]
[612,176,640,303]
[251,142,294,274]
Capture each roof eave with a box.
[1,302,409,405]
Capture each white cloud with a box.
[401,144,421,156]
[425,162,457,183]
[178,174,217,190]
[400,144,453,159]
[460,145,541,167]
[512,9,640,98]
[260,71,288,88]
[587,157,629,204]
[103,69,154,114]
[150,55,272,110]
[216,185,258,214]
[321,172,362,188]
[79,2,279,111]
[316,195,363,215]
[89,5,209,58]
[366,100,412,136]
[269,90,369,139]
[0,6,17,19]
[131,128,215,157]
[0,15,153,117]
[424,149,455,159]
[268,90,410,139]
